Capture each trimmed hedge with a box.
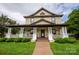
[0,38,31,42]
[55,37,76,43]
[55,38,66,43]
[0,38,6,42]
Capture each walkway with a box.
[33,38,53,55]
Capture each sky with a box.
[0,3,79,24]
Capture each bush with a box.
[55,37,76,43]
[65,37,76,43]
[55,38,66,43]
[0,38,6,42]
[22,38,31,42]
[14,38,22,42]
[6,38,14,42]
[0,38,31,42]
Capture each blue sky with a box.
[0,3,79,24]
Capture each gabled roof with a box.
[31,19,54,25]
[24,8,63,18]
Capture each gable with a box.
[34,10,52,16]
[24,8,63,18]
[30,8,59,16]
[31,19,54,25]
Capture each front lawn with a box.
[50,37,79,55]
[0,42,35,55]
[50,42,79,55]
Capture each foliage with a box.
[0,42,35,55]
[0,26,7,37]
[65,8,79,34]
[55,37,76,43]
[11,27,20,34]
[0,14,16,37]
[55,38,66,43]
[0,38,6,42]
[0,14,16,25]
[0,38,31,42]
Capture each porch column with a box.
[19,27,24,38]
[7,27,11,38]
[61,26,68,38]
[48,27,54,42]
[31,27,37,42]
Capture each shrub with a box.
[0,38,31,42]
[6,38,14,42]
[14,38,22,42]
[0,38,6,42]
[65,37,76,43]
[55,38,66,43]
[22,38,31,42]
[55,37,76,43]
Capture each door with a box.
[41,29,45,38]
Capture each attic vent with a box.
[40,12,45,16]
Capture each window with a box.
[31,18,34,23]
[40,12,45,16]
[52,17,55,23]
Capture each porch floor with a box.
[33,38,53,55]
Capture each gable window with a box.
[52,17,55,23]
[40,12,45,16]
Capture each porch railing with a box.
[5,33,33,38]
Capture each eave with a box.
[5,24,68,27]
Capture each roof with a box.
[24,8,63,18]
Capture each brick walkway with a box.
[33,38,53,55]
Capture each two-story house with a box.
[6,8,68,42]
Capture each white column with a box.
[19,27,24,38]
[31,27,37,42]
[48,27,54,42]
[64,26,68,37]
[7,27,11,38]
[61,26,68,38]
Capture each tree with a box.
[0,14,16,37]
[65,8,79,34]
[0,14,16,25]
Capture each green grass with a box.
[50,42,79,55]
[0,42,35,55]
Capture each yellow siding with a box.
[55,17,61,24]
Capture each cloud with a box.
[0,4,26,24]
[0,3,79,24]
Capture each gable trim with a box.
[31,19,54,25]
[24,8,63,18]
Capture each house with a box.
[6,8,68,42]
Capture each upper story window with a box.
[51,17,55,23]
[40,12,45,16]
[31,18,34,23]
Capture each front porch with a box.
[5,24,69,42]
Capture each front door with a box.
[41,29,45,38]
